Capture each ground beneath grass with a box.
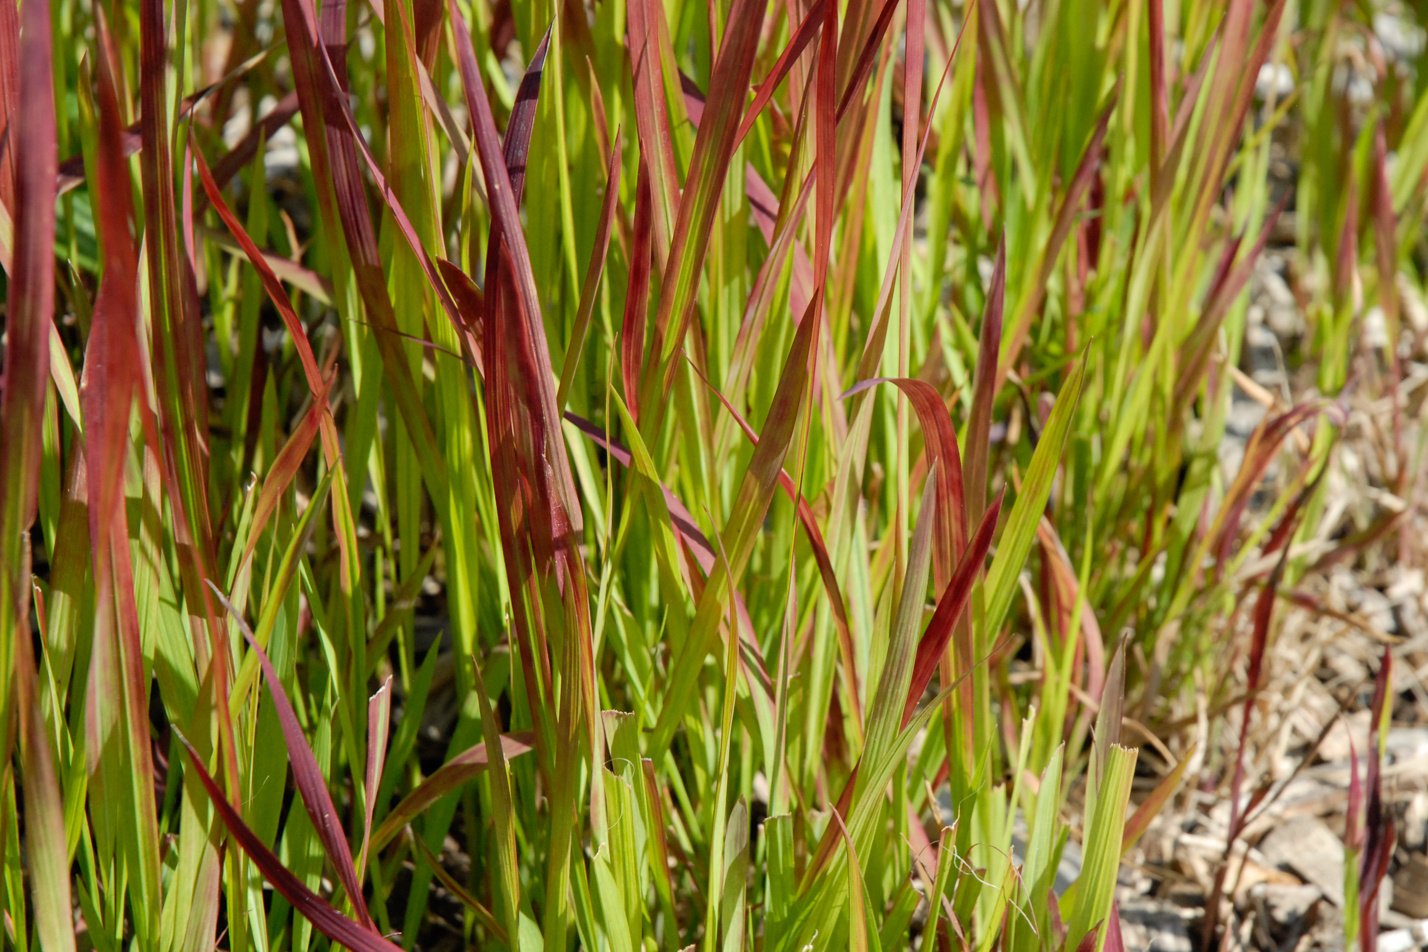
[1113,174,1428,950]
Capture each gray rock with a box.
[1252,882,1324,927]
[1116,896,1196,952]
[1257,816,1346,905]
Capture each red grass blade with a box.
[137,0,243,803]
[735,0,827,147]
[450,0,589,582]
[1369,120,1405,486]
[192,141,363,584]
[209,584,375,930]
[843,378,966,587]
[901,491,1003,728]
[450,12,597,943]
[370,732,538,851]
[358,677,393,881]
[278,0,450,489]
[85,8,141,548]
[1210,401,1340,567]
[1076,902,1126,952]
[812,0,837,297]
[621,158,654,421]
[448,3,569,443]
[1205,495,1308,945]
[965,239,1005,530]
[195,148,331,405]
[82,26,164,944]
[627,0,681,254]
[642,0,767,421]
[834,0,902,120]
[1359,649,1396,949]
[176,732,402,952]
[310,23,463,331]
[0,0,16,220]
[0,0,73,946]
[502,29,550,201]
[239,400,326,568]
[1148,0,1169,172]
[1,0,57,589]
[434,256,485,371]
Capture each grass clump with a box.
[1,0,1423,948]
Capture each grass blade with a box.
[176,733,402,952]
[982,353,1086,643]
[370,732,538,851]
[0,0,73,945]
[212,585,374,930]
[640,0,767,423]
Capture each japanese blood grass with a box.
[1,0,1422,949]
